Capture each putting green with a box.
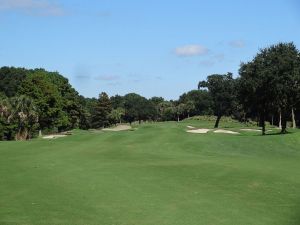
[1,120,300,225]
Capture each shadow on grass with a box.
[265,131,293,136]
[291,202,300,225]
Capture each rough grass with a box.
[1,120,300,225]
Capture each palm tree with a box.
[9,96,38,140]
[0,98,11,119]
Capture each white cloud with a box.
[0,0,64,16]
[175,44,209,57]
[229,40,245,48]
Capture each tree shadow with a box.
[265,131,293,136]
[290,201,300,225]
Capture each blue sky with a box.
[0,0,299,99]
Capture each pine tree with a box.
[91,92,112,128]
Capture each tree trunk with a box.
[281,110,287,134]
[271,115,274,126]
[177,115,180,122]
[188,113,190,118]
[259,113,266,135]
[39,130,42,137]
[292,108,296,129]
[279,111,282,129]
[15,127,28,141]
[214,115,221,128]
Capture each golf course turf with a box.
[1,120,300,225]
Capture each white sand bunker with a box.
[103,125,132,132]
[43,134,67,139]
[240,128,261,132]
[187,125,195,129]
[187,129,211,134]
[214,129,240,134]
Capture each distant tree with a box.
[198,73,236,128]
[0,67,28,97]
[91,92,112,128]
[18,71,64,131]
[267,43,300,133]
[0,95,38,140]
[46,71,83,129]
[9,96,39,140]
[158,101,176,121]
[110,95,125,109]
[238,59,271,135]
[149,97,165,121]
[179,90,213,116]
[0,96,15,140]
[238,42,300,134]
[109,107,125,125]
[77,95,93,129]
[123,93,149,124]
[184,101,195,118]
[175,103,186,122]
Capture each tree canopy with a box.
[198,73,237,128]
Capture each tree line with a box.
[1,42,300,140]
[0,67,213,140]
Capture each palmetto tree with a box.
[0,97,12,120]
[8,96,38,140]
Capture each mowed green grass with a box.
[1,121,300,225]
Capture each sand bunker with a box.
[186,128,241,135]
[214,129,240,134]
[186,129,211,134]
[103,125,132,132]
[187,125,195,129]
[240,128,261,132]
[241,128,273,132]
[43,134,67,139]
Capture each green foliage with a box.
[199,73,237,127]
[123,93,151,124]
[109,107,125,125]
[148,97,165,121]
[0,95,38,140]
[179,90,213,116]
[175,103,185,121]
[0,67,27,97]
[0,67,88,139]
[1,42,300,139]
[238,42,300,134]
[9,96,39,140]
[110,95,125,109]
[91,92,112,128]
[19,70,64,130]
[158,101,176,121]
